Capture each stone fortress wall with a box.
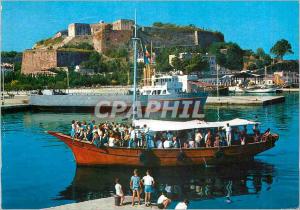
[22,50,57,74]
[22,19,224,74]
[68,23,91,37]
[22,50,91,74]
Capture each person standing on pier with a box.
[175,199,189,210]
[223,123,232,146]
[115,178,125,206]
[130,169,142,206]
[142,170,155,207]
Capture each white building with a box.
[200,55,231,77]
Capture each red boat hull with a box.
[48,131,278,167]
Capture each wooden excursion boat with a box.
[48,119,279,167]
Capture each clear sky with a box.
[2,1,299,59]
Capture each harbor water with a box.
[2,93,299,209]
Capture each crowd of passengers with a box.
[70,120,272,149]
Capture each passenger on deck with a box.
[98,131,105,147]
[240,131,246,145]
[233,127,240,142]
[89,120,95,130]
[75,122,81,138]
[223,123,232,146]
[183,140,189,148]
[243,125,247,135]
[123,128,130,147]
[82,121,87,130]
[194,129,203,148]
[104,133,110,146]
[167,131,173,141]
[214,135,220,147]
[143,124,150,148]
[135,130,142,147]
[205,129,212,147]
[162,132,167,141]
[70,120,76,138]
[108,133,116,147]
[261,128,271,142]
[92,132,100,147]
[155,135,163,149]
[147,135,155,149]
[189,138,195,148]
[172,136,179,148]
[163,138,172,149]
[253,123,260,135]
[85,126,93,141]
[254,132,260,142]
[129,127,136,148]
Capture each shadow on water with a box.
[55,160,275,203]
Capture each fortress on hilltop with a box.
[22,19,224,74]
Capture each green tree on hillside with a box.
[270,39,293,60]
[171,57,185,71]
[255,48,272,69]
[208,42,243,70]
[185,54,209,74]
[80,52,108,72]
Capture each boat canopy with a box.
[133,118,259,132]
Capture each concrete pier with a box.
[1,96,30,113]
[206,95,285,106]
[1,94,286,114]
[281,88,299,92]
[44,196,159,210]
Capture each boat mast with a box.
[132,10,138,121]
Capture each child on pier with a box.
[115,178,125,206]
[130,169,142,206]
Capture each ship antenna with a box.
[132,9,138,122]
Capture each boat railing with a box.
[64,132,278,149]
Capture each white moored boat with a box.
[228,86,245,93]
[245,85,278,93]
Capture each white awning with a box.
[133,118,259,132]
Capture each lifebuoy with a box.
[177,152,186,162]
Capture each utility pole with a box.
[216,63,219,100]
[132,10,138,121]
[66,68,69,94]
[1,67,4,105]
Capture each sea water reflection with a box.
[56,161,275,203]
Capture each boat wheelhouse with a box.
[140,74,185,96]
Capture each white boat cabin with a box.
[140,74,184,95]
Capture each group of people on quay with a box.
[70,119,271,149]
[115,169,189,209]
